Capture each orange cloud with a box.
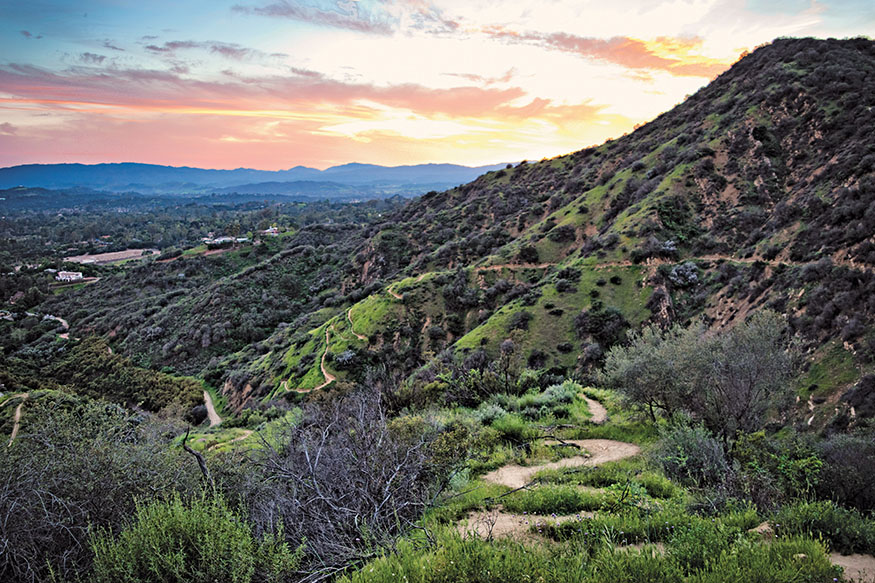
[483,27,733,78]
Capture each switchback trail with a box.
[583,395,608,424]
[203,391,222,427]
[462,435,641,540]
[7,393,28,446]
[482,439,642,490]
[314,326,337,390]
[347,308,367,341]
[208,429,254,451]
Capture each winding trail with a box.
[830,553,875,582]
[7,393,28,446]
[208,429,254,451]
[314,326,337,390]
[387,286,404,300]
[462,436,641,540]
[583,395,608,424]
[475,263,556,272]
[483,439,642,490]
[347,308,367,341]
[203,391,222,427]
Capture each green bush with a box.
[89,495,300,583]
[589,546,684,583]
[772,500,875,555]
[654,425,731,489]
[668,520,734,572]
[491,413,536,444]
[340,532,589,583]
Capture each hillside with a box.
[209,38,875,428]
[4,37,875,583]
[12,38,874,426]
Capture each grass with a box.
[454,264,652,370]
[338,525,839,583]
[502,485,610,515]
[797,341,860,399]
[535,460,679,500]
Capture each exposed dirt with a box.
[583,395,608,424]
[64,248,159,264]
[831,553,875,582]
[347,308,368,341]
[314,326,337,390]
[482,439,642,490]
[475,263,556,272]
[462,436,641,540]
[203,390,222,427]
[459,508,594,540]
[7,393,29,446]
[387,286,404,300]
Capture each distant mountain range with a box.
[0,161,509,196]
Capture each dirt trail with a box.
[483,439,642,490]
[346,308,367,341]
[387,286,404,300]
[461,509,594,540]
[314,326,337,390]
[208,429,254,451]
[583,396,608,424]
[475,263,556,272]
[462,436,641,540]
[7,393,28,446]
[831,553,875,582]
[472,254,872,273]
[203,391,222,427]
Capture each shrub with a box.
[491,413,534,444]
[668,520,734,572]
[654,425,732,489]
[474,402,507,425]
[89,495,301,583]
[816,429,875,511]
[772,500,875,555]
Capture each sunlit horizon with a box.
[1,1,872,170]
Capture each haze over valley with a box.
[2,2,875,582]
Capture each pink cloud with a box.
[484,28,731,78]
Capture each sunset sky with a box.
[1,1,872,170]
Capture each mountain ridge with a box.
[0,160,510,194]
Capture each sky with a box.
[0,1,872,170]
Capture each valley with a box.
[1,37,874,583]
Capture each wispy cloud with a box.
[0,63,529,120]
[102,40,124,52]
[80,53,106,65]
[20,30,43,40]
[483,27,730,78]
[232,1,394,34]
[144,40,286,62]
[0,122,17,135]
[232,0,459,35]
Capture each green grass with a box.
[797,341,860,399]
[454,264,652,370]
[502,485,610,515]
[338,525,838,583]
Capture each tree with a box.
[603,311,796,445]
[693,311,796,445]
[602,322,703,421]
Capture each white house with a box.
[56,271,83,282]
